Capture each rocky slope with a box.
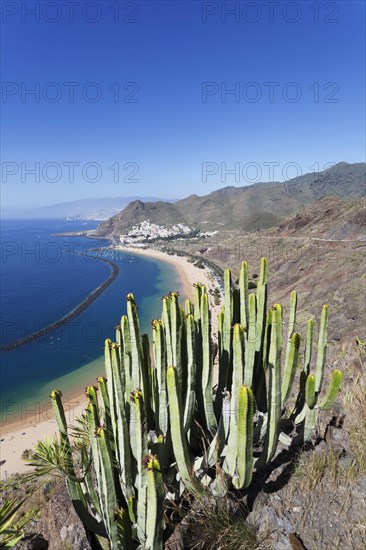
[266,196,366,241]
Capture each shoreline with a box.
[0,247,222,479]
[1,251,119,352]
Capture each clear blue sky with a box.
[1,0,365,209]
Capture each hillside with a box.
[97,162,365,237]
[266,196,366,241]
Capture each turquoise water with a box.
[0,219,184,423]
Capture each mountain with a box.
[1,196,176,220]
[97,162,366,237]
[266,196,366,241]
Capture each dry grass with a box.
[341,341,366,479]
[293,449,342,490]
[176,497,269,550]
[282,339,366,549]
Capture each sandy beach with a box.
[0,248,222,479]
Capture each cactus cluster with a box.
[30,258,342,549]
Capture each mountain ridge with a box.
[97,162,365,237]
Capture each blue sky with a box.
[1,0,365,209]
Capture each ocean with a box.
[0,219,184,424]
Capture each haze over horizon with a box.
[1,160,363,217]
[1,1,365,210]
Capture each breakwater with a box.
[1,251,119,352]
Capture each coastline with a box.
[0,247,222,479]
[1,251,119,352]
[125,246,223,340]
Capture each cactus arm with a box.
[252,258,268,408]
[108,345,135,506]
[244,293,257,387]
[285,291,297,353]
[185,298,194,316]
[216,269,233,413]
[257,304,282,467]
[315,305,328,393]
[167,366,204,497]
[215,305,225,414]
[104,340,120,455]
[50,389,70,445]
[127,293,143,390]
[232,324,245,398]
[193,283,202,322]
[224,382,253,490]
[115,324,123,360]
[153,320,168,440]
[170,292,182,370]
[97,376,113,440]
[304,319,315,375]
[232,287,241,324]
[281,290,297,405]
[305,374,317,409]
[121,315,132,407]
[145,331,157,420]
[237,386,254,489]
[141,333,154,429]
[300,368,341,441]
[223,268,233,368]
[281,332,301,408]
[95,426,118,543]
[239,261,249,333]
[95,427,131,549]
[83,404,102,519]
[50,390,107,538]
[290,319,315,422]
[224,325,244,484]
[319,369,342,409]
[183,314,197,433]
[85,386,102,484]
[180,304,188,396]
[162,296,173,366]
[145,456,164,550]
[303,406,317,442]
[201,292,217,435]
[209,391,231,469]
[255,257,268,356]
[129,390,148,544]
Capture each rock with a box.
[36,481,91,550]
[252,505,279,537]
[14,534,48,549]
[274,536,291,550]
[325,422,349,452]
[283,516,294,533]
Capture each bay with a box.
[0,219,183,423]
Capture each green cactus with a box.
[29,258,342,548]
[144,455,164,549]
[183,313,197,432]
[236,386,254,489]
[239,260,249,331]
[200,292,217,435]
[166,365,204,497]
[292,305,342,441]
[281,291,299,407]
[257,304,282,467]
